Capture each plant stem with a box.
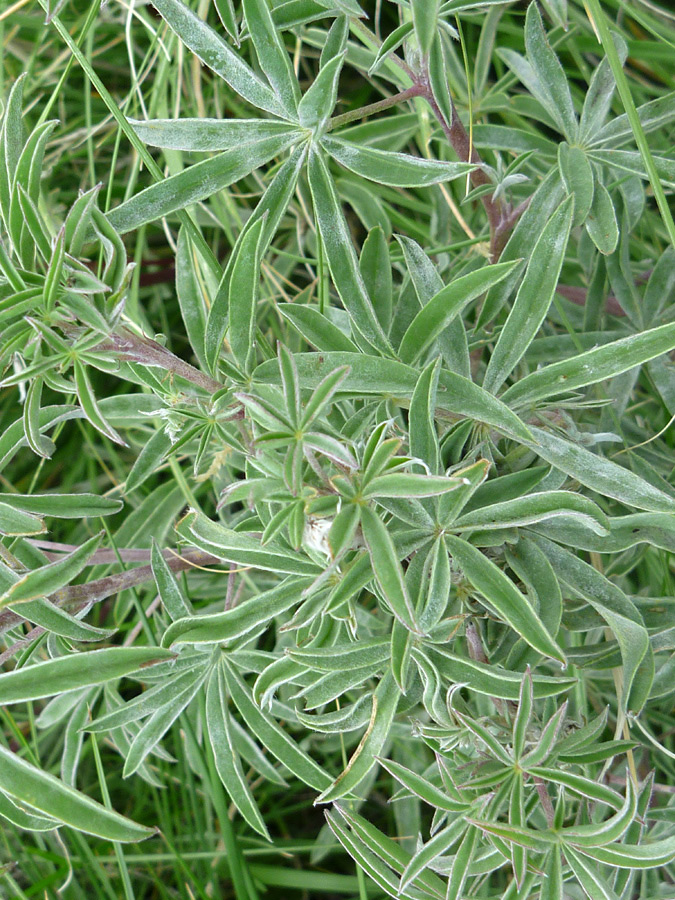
[104,328,223,395]
[327,85,425,132]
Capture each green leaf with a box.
[411,0,439,56]
[289,639,390,673]
[306,148,392,356]
[10,598,114,644]
[278,302,358,352]
[300,364,351,427]
[482,197,573,394]
[128,118,302,153]
[322,136,474,188]
[151,0,288,117]
[0,501,46,537]
[559,143,594,226]
[364,473,467,499]
[23,377,56,459]
[0,744,153,842]
[107,131,300,233]
[206,665,269,837]
[454,491,609,535]
[150,539,193,622]
[579,46,624,144]
[242,0,300,118]
[325,808,435,900]
[533,537,649,712]
[421,646,575,700]
[398,260,519,365]
[503,322,675,408]
[0,646,174,704]
[205,141,307,371]
[378,757,469,813]
[564,778,636,847]
[585,181,619,255]
[123,669,206,776]
[175,228,209,370]
[0,792,58,832]
[359,226,392,332]
[417,536,452,632]
[574,836,675,869]
[444,535,566,663]
[316,671,401,802]
[253,352,533,441]
[524,425,675,513]
[0,492,122,519]
[524,3,577,139]
[360,505,419,633]
[223,661,331,790]
[74,360,127,446]
[0,532,103,608]
[409,358,441,475]
[321,15,350,66]
[176,510,321,575]
[592,89,675,147]
[394,234,469,379]
[298,52,345,129]
[228,214,265,372]
[162,577,307,647]
[563,845,620,900]
[477,169,564,329]
[400,817,469,891]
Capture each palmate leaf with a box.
[253,352,533,441]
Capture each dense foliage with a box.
[1,0,675,897]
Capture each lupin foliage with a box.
[1,0,675,897]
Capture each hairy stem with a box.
[104,327,223,395]
[327,85,425,132]
[0,548,220,661]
